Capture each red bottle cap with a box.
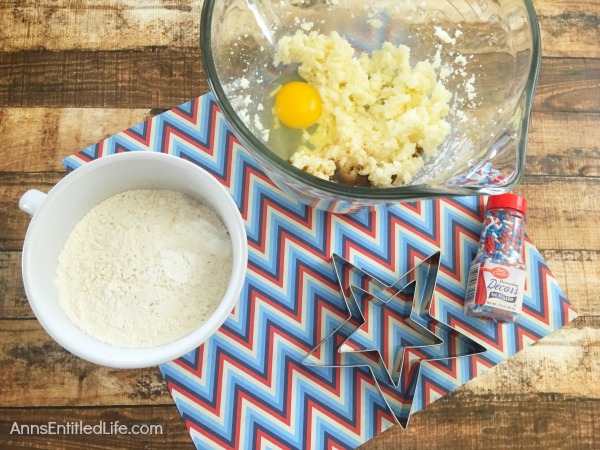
[486,193,527,214]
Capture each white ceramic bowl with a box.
[19,152,248,368]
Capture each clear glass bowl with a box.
[201,0,541,213]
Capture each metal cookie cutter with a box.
[302,252,487,429]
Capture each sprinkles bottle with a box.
[464,194,527,323]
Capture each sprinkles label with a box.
[466,262,526,315]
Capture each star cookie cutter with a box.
[302,252,487,428]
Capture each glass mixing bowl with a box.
[201,0,541,213]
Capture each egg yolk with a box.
[275,81,322,129]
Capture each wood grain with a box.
[0,396,598,450]
[0,49,208,109]
[0,317,597,406]
[0,0,202,52]
[526,112,600,177]
[0,108,153,172]
[461,317,600,399]
[0,172,63,252]
[3,175,599,252]
[0,50,596,111]
[537,250,600,316]
[0,252,30,319]
[513,178,600,251]
[0,0,598,448]
[535,58,600,114]
[534,0,600,58]
[1,109,598,177]
[0,248,595,319]
[0,321,174,407]
[0,249,584,321]
[0,0,598,59]
[361,394,600,450]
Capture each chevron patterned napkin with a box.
[63,93,577,450]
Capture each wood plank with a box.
[0,49,208,109]
[460,316,600,400]
[534,57,600,114]
[0,339,596,449]
[2,248,593,322]
[513,178,600,251]
[535,0,600,58]
[0,0,201,52]
[0,1,595,449]
[0,316,596,408]
[0,252,30,319]
[0,172,64,252]
[526,112,600,177]
[363,395,600,449]
[1,108,598,177]
[2,173,598,252]
[0,0,598,60]
[0,321,174,407]
[0,397,599,450]
[537,250,600,317]
[0,406,192,450]
[0,108,154,172]
[0,50,596,112]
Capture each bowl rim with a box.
[200,0,542,199]
[21,152,248,368]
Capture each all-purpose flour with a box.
[55,190,233,348]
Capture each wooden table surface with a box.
[0,1,598,449]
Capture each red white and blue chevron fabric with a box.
[63,94,578,450]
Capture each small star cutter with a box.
[302,252,487,429]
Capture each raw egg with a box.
[275,81,322,129]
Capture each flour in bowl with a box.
[55,190,233,348]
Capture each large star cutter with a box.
[302,252,488,428]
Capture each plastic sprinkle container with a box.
[464,194,527,323]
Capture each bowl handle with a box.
[19,189,47,216]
